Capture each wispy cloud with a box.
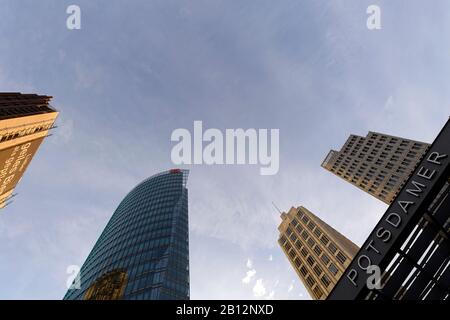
[242,269,257,285]
[0,0,447,300]
[288,282,294,293]
[253,279,266,298]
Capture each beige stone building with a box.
[0,93,58,208]
[278,206,359,299]
[322,132,429,204]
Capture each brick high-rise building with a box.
[278,206,359,300]
[322,132,429,204]
[0,93,58,208]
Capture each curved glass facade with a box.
[64,169,189,300]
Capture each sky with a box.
[0,0,448,300]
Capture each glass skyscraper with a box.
[64,169,189,300]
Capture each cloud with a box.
[288,282,294,293]
[74,62,104,92]
[268,255,273,261]
[1,0,448,301]
[242,269,256,284]
[253,279,266,297]
[52,117,74,145]
[383,95,395,112]
[246,258,253,269]
[189,168,282,250]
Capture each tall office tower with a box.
[278,206,359,300]
[64,169,190,300]
[322,132,430,204]
[0,92,58,208]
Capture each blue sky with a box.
[0,0,448,299]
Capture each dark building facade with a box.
[328,119,450,300]
[64,169,190,300]
[0,92,55,119]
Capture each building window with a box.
[306,256,315,267]
[313,245,322,257]
[328,243,337,254]
[320,236,329,246]
[288,250,296,259]
[299,266,308,277]
[314,228,322,238]
[313,265,323,277]
[289,233,297,242]
[305,275,315,287]
[336,252,347,264]
[301,230,308,240]
[328,263,339,276]
[313,287,323,300]
[321,275,331,288]
[321,254,330,265]
[301,248,308,258]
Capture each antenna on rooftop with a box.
[272,201,282,214]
